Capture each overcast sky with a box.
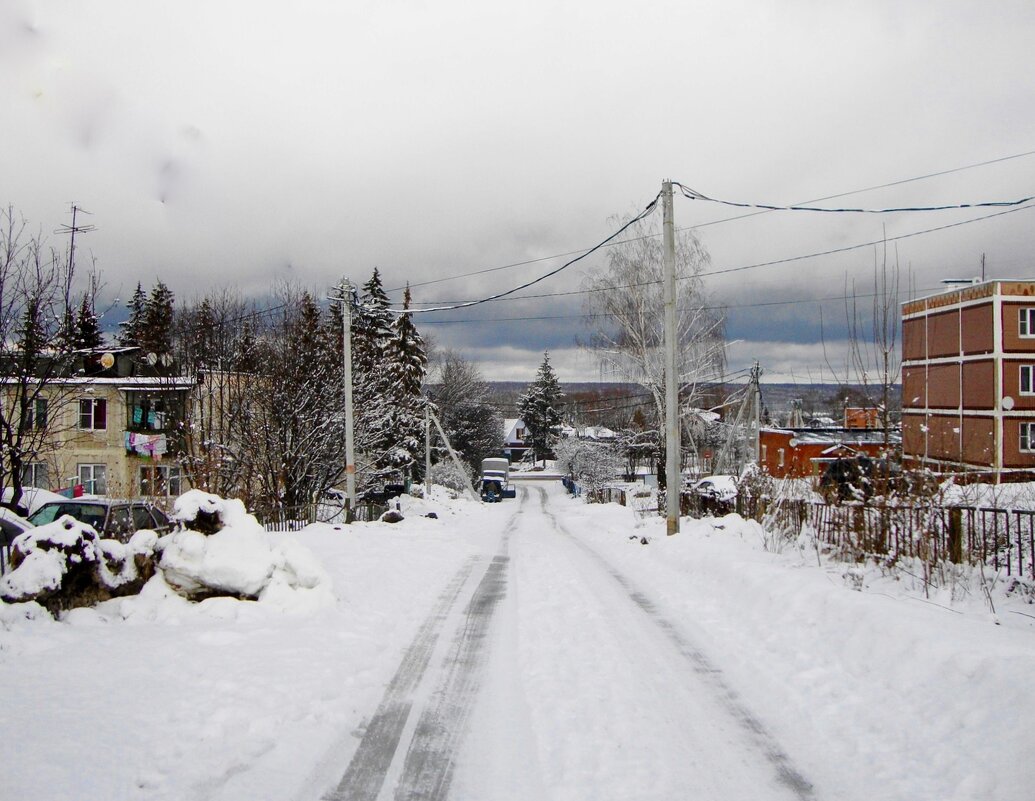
[3,0,1034,385]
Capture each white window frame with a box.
[778,448,785,467]
[1022,365,1035,395]
[78,463,107,495]
[79,398,107,430]
[760,444,768,462]
[1021,423,1035,453]
[1020,308,1035,338]
[139,464,182,498]
[20,462,50,490]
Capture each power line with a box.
[387,192,661,314]
[675,182,1035,214]
[389,147,1035,295]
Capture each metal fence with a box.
[717,495,1035,580]
[252,500,388,531]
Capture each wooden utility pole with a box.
[662,179,680,535]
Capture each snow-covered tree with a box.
[382,285,428,476]
[554,437,623,498]
[74,292,103,350]
[430,351,502,474]
[518,351,564,464]
[351,269,396,473]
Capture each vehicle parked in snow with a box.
[28,499,172,542]
[0,508,33,548]
[480,458,516,502]
[691,475,739,514]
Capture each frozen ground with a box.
[1,481,1033,800]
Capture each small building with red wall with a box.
[759,428,898,479]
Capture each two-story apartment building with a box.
[901,279,1035,479]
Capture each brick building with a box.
[758,428,895,479]
[901,279,1035,479]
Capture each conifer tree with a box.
[518,351,565,464]
[73,293,103,350]
[383,285,428,475]
[118,283,146,347]
[352,268,395,469]
[141,280,175,356]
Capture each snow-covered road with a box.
[326,483,812,801]
[3,479,1033,800]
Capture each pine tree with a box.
[518,351,564,464]
[141,280,175,356]
[352,269,395,470]
[383,285,428,475]
[73,293,103,350]
[118,283,146,347]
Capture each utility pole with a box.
[662,179,680,535]
[425,404,432,499]
[333,279,358,513]
[427,406,480,502]
[751,361,762,465]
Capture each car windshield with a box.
[29,503,108,531]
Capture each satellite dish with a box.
[788,438,800,448]
[146,352,158,366]
[1003,396,1015,411]
[99,352,115,369]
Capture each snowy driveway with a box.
[324,483,812,801]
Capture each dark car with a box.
[28,499,171,542]
[819,456,902,502]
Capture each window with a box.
[1023,365,1035,395]
[139,465,182,498]
[79,398,107,430]
[78,464,107,495]
[760,444,768,461]
[20,462,50,489]
[23,398,48,432]
[778,448,785,467]
[1021,424,1035,453]
[1020,308,1035,337]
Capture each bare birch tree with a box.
[582,215,726,473]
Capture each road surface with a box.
[322,481,815,801]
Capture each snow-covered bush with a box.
[428,461,473,495]
[157,490,331,604]
[554,438,623,499]
[0,517,156,613]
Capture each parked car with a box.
[692,475,738,514]
[0,508,33,547]
[1,487,68,518]
[28,499,171,542]
[819,456,901,502]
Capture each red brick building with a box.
[901,279,1035,478]
[758,428,894,479]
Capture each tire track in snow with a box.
[535,485,817,800]
[322,556,479,801]
[389,493,521,801]
[322,489,523,801]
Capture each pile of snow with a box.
[157,490,332,607]
[0,516,155,612]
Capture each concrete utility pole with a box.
[427,406,480,502]
[751,361,762,466]
[662,179,680,535]
[425,404,432,499]
[336,280,358,513]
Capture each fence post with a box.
[948,507,963,564]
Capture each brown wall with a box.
[1002,301,1035,353]
[1002,418,1035,468]
[902,318,926,361]
[961,360,995,410]
[901,413,926,456]
[927,310,960,358]
[960,416,995,467]
[902,367,926,409]
[927,363,960,408]
[961,303,994,354]
[1001,358,1035,411]
[924,414,961,462]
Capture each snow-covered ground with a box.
[1,482,1033,800]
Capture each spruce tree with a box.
[118,283,146,347]
[74,293,103,350]
[352,269,395,470]
[383,285,428,475]
[141,280,175,356]
[518,351,564,464]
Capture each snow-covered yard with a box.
[1,482,1033,800]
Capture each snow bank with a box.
[158,490,333,609]
[0,516,156,611]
